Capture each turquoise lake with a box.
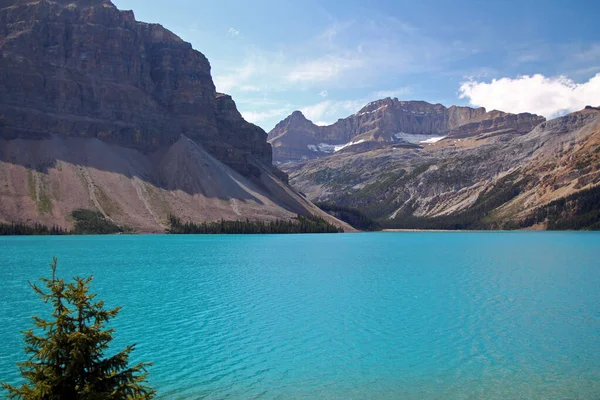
[1,232,599,399]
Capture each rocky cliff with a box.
[0,0,351,231]
[268,98,544,163]
[0,0,272,176]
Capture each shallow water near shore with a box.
[1,232,599,399]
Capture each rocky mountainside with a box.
[0,0,351,232]
[284,107,600,230]
[268,98,545,163]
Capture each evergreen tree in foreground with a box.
[1,258,155,400]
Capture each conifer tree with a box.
[2,258,155,400]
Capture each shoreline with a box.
[382,229,474,232]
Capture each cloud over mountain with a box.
[460,73,600,118]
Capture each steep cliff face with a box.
[0,0,271,176]
[0,0,351,231]
[268,98,545,163]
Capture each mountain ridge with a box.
[268,98,545,163]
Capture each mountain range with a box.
[268,98,545,164]
[1,0,598,232]
[270,103,600,230]
[0,0,350,232]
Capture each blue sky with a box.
[113,0,600,131]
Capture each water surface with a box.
[1,232,599,399]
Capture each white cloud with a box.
[287,56,364,83]
[213,62,257,92]
[300,101,331,121]
[212,16,474,94]
[242,108,290,124]
[300,99,365,124]
[319,90,329,98]
[372,87,412,99]
[459,73,600,118]
[227,28,240,37]
[212,48,289,93]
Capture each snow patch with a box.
[394,132,446,144]
[356,105,387,116]
[334,139,366,152]
[307,139,366,153]
[419,136,446,144]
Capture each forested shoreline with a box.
[2,184,599,236]
[167,215,343,234]
[0,212,343,235]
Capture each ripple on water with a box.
[1,232,599,399]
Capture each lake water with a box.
[1,232,599,399]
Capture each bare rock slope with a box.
[0,0,351,232]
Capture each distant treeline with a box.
[380,182,600,231]
[71,209,129,234]
[168,214,342,234]
[315,202,381,231]
[0,209,130,236]
[379,172,527,230]
[509,185,600,230]
[0,222,68,236]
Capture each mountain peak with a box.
[279,110,315,126]
[290,110,308,120]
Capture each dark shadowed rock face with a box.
[0,0,272,175]
[268,98,545,163]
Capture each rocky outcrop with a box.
[0,0,273,176]
[268,98,545,163]
[449,110,546,138]
[268,111,324,164]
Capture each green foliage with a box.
[421,162,474,187]
[37,189,53,215]
[71,209,129,235]
[0,223,68,236]
[380,177,600,231]
[315,202,381,231]
[329,163,436,220]
[310,169,357,186]
[409,163,433,178]
[575,159,591,170]
[330,170,407,220]
[383,173,529,230]
[1,258,155,399]
[351,170,406,201]
[516,185,600,230]
[0,209,132,236]
[168,214,342,234]
[27,170,36,202]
